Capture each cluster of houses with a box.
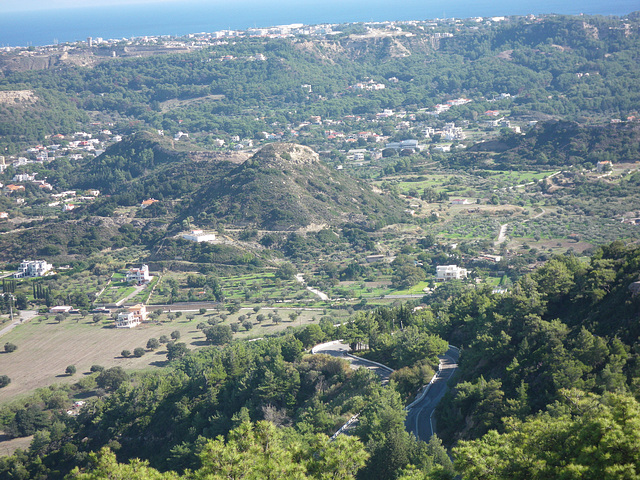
[43,265,154,328]
[0,129,119,212]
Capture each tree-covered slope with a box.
[190,143,405,230]
[466,120,640,169]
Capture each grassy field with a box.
[0,307,337,404]
[391,281,431,295]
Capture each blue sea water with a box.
[0,0,638,47]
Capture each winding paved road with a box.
[312,340,393,384]
[313,341,459,441]
[405,346,459,441]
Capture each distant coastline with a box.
[0,0,638,48]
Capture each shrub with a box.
[0,375,10,388]
[4,343,17,353]
[133,347,145,358]
[65,365,76,375]
[90,365,104,373]
[96,367,128,391]
[121,349,131,358]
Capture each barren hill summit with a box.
[249,143,319,168]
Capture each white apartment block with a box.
[436,265,468,281]
[14,260,53,278]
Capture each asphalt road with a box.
[312,340,393,384]
[405,346,459,441]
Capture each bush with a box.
[159,335,169,344]
[133,347,145,358]
[199,308,207,315]
[65,365,76,375]
[204,324,233,345]
[166,342,188,361]
[121,349,131,358]
[4,342,17,353]
[96,367,128,391]
[0,375,10,388]
[90,365,104,373]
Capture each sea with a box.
[1,0,638,48]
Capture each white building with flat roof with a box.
[14,260,53,278]
[181,229,216,243]
[436,265,468,281]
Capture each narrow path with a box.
[495,223,508,246]
[0,310,37,338]
[295,273,330,301]
[115,283,147,306]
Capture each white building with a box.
[115,303,147,328]
[126,264,152,284]
[436,265,468,281]
[14,260,53,278]
[12,173,36,182]
[181,229,216,243]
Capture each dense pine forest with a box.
[0,242,638,479]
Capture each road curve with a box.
[312,341,458,441]
[312,340,393,384]
[405,345,459,441]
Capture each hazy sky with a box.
[1,0,178,12]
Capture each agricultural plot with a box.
[508,215,640,244]
[0,306,339,403]
[147,271,310,305]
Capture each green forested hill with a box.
[189,143,405,230]
[465,120,640,169]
